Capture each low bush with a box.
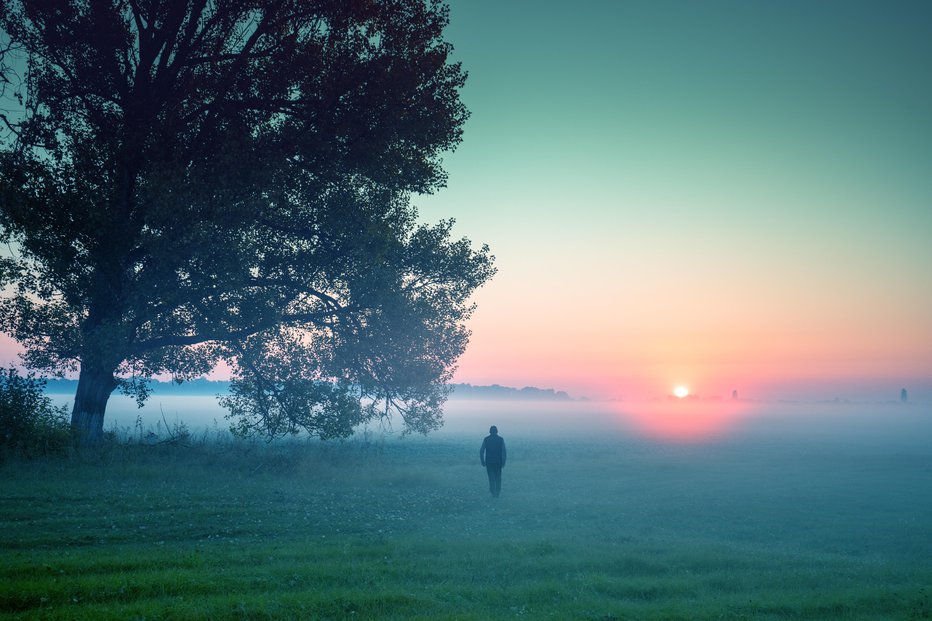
[0,367,71,459]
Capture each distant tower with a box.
[901,388,907,403]
[731,389,738,401]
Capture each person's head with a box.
[489,425,498,435]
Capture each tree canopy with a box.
[0,0,494,442]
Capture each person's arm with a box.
[501,439,506,467]
[479,438,486,466]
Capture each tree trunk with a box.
[71,364,119,443]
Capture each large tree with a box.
[0,0,494,442]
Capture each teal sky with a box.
[0,1,929,401]
[421,1,932,400]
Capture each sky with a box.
[1,1,930,403]
[419,0,932,401]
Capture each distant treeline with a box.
[448,383,575,401]
[43,379,578,402]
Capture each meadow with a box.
[2,401,931,620]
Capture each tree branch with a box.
[132,306,352,354]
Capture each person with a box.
[479,425,506,497]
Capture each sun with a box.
[673,385,690,398]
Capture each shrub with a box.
[0,367,71,458]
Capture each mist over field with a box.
[48,390,932,552]
[6,394,929,618]
[48,390,932,446]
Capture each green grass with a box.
[2,435,931,620]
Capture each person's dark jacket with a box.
[480,433,506,467]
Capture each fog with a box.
[37,393,932,613]
[55,393,932,451]
[66,395,932,554]
[440,399,932,445]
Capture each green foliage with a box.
[0,0,494,441]
[0,367,70,458]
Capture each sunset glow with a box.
[616,400,754,443]
[673,386,689,399]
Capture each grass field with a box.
[2,416,932,620]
